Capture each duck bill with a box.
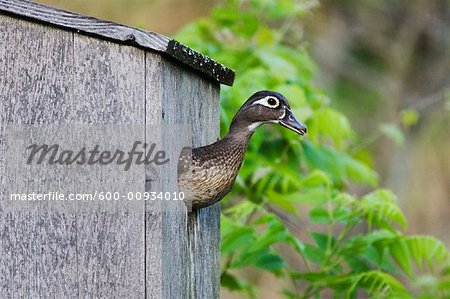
[279,110,307,136]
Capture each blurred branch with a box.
[351,86,450,153]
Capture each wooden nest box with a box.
[0,0,234,298]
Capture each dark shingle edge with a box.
[0,0,235,86]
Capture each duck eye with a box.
[251,96,280,108]
[267,97,279,107]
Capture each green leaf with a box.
[281,289,297,299]
[309,107,354,148]
[310,231,333,251]
[287,235,306,255]
[255,26,276,45]
[224,201,259,224]
[267,191,299,215]
[309,207,331,223]
[343,155,379,186]
[246,219,289,253]
[303,243,326,265]
[295,187,330,205]
[365,228,398,243]
[255,253,285,272]
[232,249,269,269]
[389,236,450,277]
[345,270,411,298]
[332,206,353,222]
[380,123,405,146]
[256,48,298,80]
[341,235,370,257]
[400,109,420,128]
[221,272,257,298]
[221,271,243,291]
[360,189,407,230]
[390,240,414,277]
[290,271,332,282]
[222,226,256,253]
[301,169,332,188]
[292,270,411,298]
[303,142,378,186]
[363,244,384,266]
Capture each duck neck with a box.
[224,121,256,147]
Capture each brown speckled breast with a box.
[178,136,248,209]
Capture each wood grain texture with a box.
[157,58,221,299]
[0,0,235,86]
[145,52,163,299]
[72,35,146,298]
[187,79,221,299]
[161,59,198,299]
[0,15,77,298]
[0,14,147,298]
[1,11,221,299]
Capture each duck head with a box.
[230,90,307,136]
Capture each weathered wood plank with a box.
[145,57,221,298]
[145,52,163,299]
[193,68,221,299]
[0,14,148,297]
[72,35,146,298]
[188,79,221,299]
[158,58,193,299]
[1,8,223,298]
[0,0,235,86]
[0,15,77,298]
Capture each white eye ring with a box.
[252,96,280,108]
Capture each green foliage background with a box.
[175,0,450,298]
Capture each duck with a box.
[178,90,307,210]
